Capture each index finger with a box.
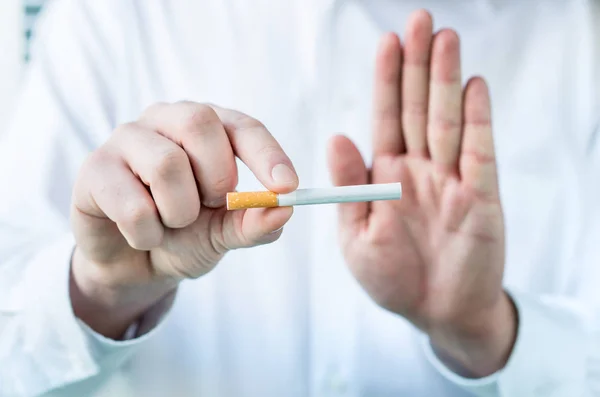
[212,106,299,193]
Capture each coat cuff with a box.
[11,234,173,395]
[422,289,589,396]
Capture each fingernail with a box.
[269,226,284,235]
[271,164,297,186]
[206,198,225,208]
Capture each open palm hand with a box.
[328,10,515,377]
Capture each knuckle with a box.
[109,122,143,149]
[140,102,168,120]
[84,148,115,174]
[256,143,284,159]
[429,114,461,133]
[121,197,157,229]
[429,130,456,151]
[112,121,139,137]
[377,104,401,122]
[464,112,491,127]
[235,116,265,131]
[210,174,236,196]
[85,149,107,167]
[152,148,188,183]
[461,147,495,164]
[179,103,219,133]
[401,99,428,117]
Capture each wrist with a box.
[429,291,518,378]
[71,247,179,339]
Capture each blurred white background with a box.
[0,0,22,129]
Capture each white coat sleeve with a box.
[0,1,170,396]
[423,288,600,396]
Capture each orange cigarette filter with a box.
[226,191,278,210]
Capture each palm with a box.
[328,15,505,329]
[348,154,503,325]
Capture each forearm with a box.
[70,248,179,340]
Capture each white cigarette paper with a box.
[226,183,402,210]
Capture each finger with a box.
[139,102,237,207]
[74,150,164,251]
[108,123,201,228]
[213,106,299,193]
[401,9,433,156]
[241,206,294,246]
[372,32,404,156]
[460,77,498,198]
[327,135,369,231]
[219,206,294,249]
[428,29,463,171]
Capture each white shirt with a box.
[1,0,600,396]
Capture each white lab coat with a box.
[1,0,600,396]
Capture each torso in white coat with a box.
[29,0,600,395]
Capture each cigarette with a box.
[226,183,402,210]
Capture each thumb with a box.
[221,206,294,250]
[327,135,369,232]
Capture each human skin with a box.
[328,10,516,377]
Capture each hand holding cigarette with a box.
[70,102,299,338]
[226,183,402,210]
